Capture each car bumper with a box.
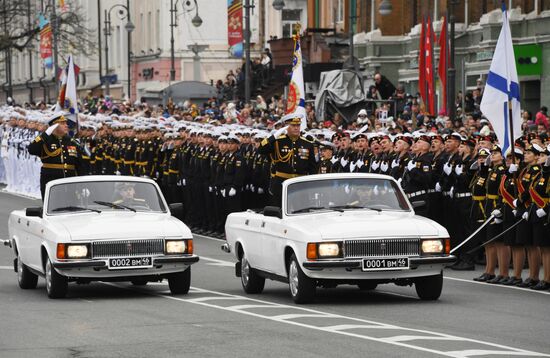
[302,255,456,280]
[53,255,199,278]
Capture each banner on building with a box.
[39,14,53,68]
[227,0,243,58]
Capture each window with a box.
[282,9,301,38]
[156,10,160,49]
[335,0,344,23]
[147,11,152,51]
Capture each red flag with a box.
[418,17,426,109]
[438,16,448,115]
[425,16,436,115]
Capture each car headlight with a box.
[421,239,444,254]
[307,242,342,259]
[165,239,193,255]
[57,243,90,259]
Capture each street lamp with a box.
[103,4,134,97]
[272,0,285,11]
[379,0,393,16]
[170,0,202,82]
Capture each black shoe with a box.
[502,277,522,286]
[517,277,539,288]
[473,273,495,282]
[486,275,505,284]
[530,281,550,290]
[451,261,476,271]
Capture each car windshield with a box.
[47,181,166,214]
[286,178,409,215]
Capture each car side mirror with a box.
[411,200,426,210]
[263,206,282,219]
[26,207,43,218]
[168,203,184,219]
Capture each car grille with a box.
[91,239,164,258]
[344,238,420,258]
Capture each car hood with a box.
[288,211,446,239]
[49,212,191,241]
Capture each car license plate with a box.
[108,257,153,270]
[362,257,409,271]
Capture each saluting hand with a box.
[45,123,59,136]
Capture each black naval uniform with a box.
[27,131,82,199]
[258,133,317,206]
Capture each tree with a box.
[0,0,96,58]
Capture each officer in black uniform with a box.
[27,112,82,200]
[258,116,317,206]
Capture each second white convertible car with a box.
[223,173,456,303]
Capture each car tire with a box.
[240,253,265,294]
[168,267,191,295]
[131,279,148,286]
[357,281,377,291]
[415,271,443,301]
[288,254,315,304]
[17,254,38,289]
[45,258,68,299]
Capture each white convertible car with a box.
[223,173,456,303]
[7,176,198,298]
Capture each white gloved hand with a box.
[391,159,400,168]
[512,209,517,217]
[536,208,547,218]
[45,123,59,136]
[407,160,415,171]
[228,187,237,197]
[340,157,348,168]
[443,163,453,175]
[522,211,529,220]
[509,164,518,174]
[330,157,338,164]
[513,199,518,208]
[350,162,356,172]
[380,161,389,172]
[258,187,264,194]
[273,125,288,138]
[435,182,442,192]
[245,184,250,191]
[356,159,364,168]
[491,209,502,218]
[176,180,182,187]
[221,188,226,197]
[484,155,492,167]
[494,218,503,224]
[208,186,213,192]
[371,160,380,171]
[182,178,186,186]
[454,164,463,176]
[449,186,454,198]
[250,184,255,192]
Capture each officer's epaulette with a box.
[532,165,541,172]
[276,134,287,140]
[33,135,42,143]
[300,135,314,143]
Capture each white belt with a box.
[407,190,426,198]
[455,192,472,198]
[427,189,436,194]
[442,191,452,197]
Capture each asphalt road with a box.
[0,190,549,358]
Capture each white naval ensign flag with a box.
[479,4,521,155]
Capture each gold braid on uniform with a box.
[273,140,293,163]
[40,143,62,159]
[469,171,486,220]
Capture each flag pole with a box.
[508,99,515,163]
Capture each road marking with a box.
[0,266,13,270]
[444,276,550,296]
[199,256,234,267]
[109,283,550,358]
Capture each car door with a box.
[260,216,286,276]
[14,214,43,272]
[240,213,266,270]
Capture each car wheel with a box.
[288,254,315,304]
[168,267,191,295]
[240,253,265,294]
[415,271,443,300]
[45,258,68,299]
[357,281,377,291]
[131,279,148,286]
[17,254,38,289]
